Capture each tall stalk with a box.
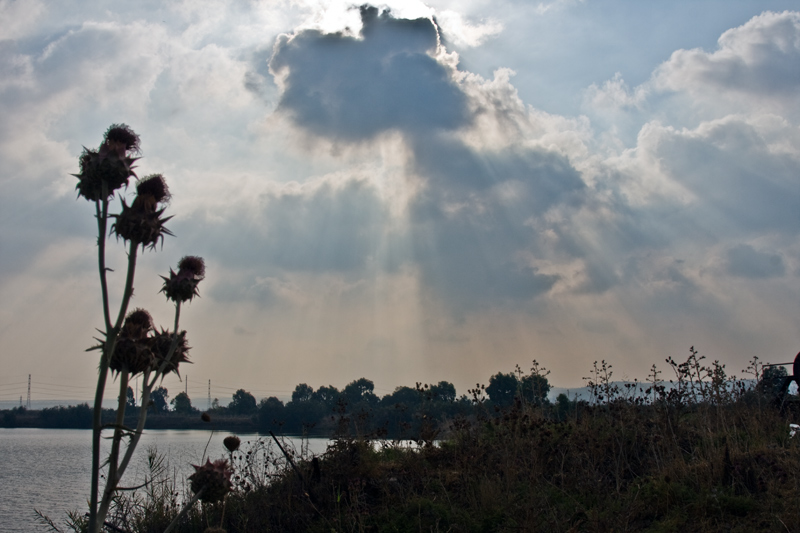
[75,125,204,533]
[88,190,110,532]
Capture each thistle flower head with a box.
[74,124,140,201]
[161,256,206,303]
[121,308,153,339]
[110,309,155,376]
[150,328,191,376]
[136,174,171,204]
[110,337,154,376]
[178,256,205,278]
[223,435,241,453]
[189,459,233,503]
[111,174,174,250]
[104,124,141,153]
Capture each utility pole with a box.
[208,380,211,410]
[27,374,31,409]
[185,375,188,396]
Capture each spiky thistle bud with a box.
[223,435,241,453]
[189,459,233,503]
[111,174,174,250]
[74,124,140,201]
[150,329,191,376]
[121,308,153,339]
[110,309,155,375]
[161,256,206,303]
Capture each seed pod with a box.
[223,435,241,453]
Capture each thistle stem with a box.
[89,191,109,533]
[117,371,151,479]
[114,241,139,332]
[119,298,184,480]
[147,300,182,390]
[97,369,130,523]
[91,216,140,533]
[163,487,205,533]
[97,198,112,333]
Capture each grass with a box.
[51,356,800,533]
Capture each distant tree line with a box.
[247,369,556,438]
[0,366,570,436]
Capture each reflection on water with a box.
[0,428,329,532]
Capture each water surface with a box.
[0,428,328,532]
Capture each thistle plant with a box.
[74,125,205,533]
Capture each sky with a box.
[1,0,799,406]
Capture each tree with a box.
[312,385,341,408]
[486,373,518,408]
[343,378,378,407]
[171,391,193,414]
[758,365,789,396]
[126,387,136,410]
[150,387,169,414]
[291,383,314,403]
[520,374,551,406]
[429,381,456,402]
[230,389,257,415]
[258,396,286,431]
[382,386,421,408]
[554,393,577,420]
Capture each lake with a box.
[0,428,331,532]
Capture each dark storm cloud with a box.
[262,5,595,311]
[725,244,785,279]
[269,5,469,140]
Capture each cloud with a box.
[269,6,469,141]
[725,244,785,279]
[4,2,800,393]
[652,11,800,101]
[177,175,391,304]
[262,5,597,312]
[434,10,502,48]
[532,0,585,15]
[0,0,46,41]
[584,72,647,111]
[632,116,800,236]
